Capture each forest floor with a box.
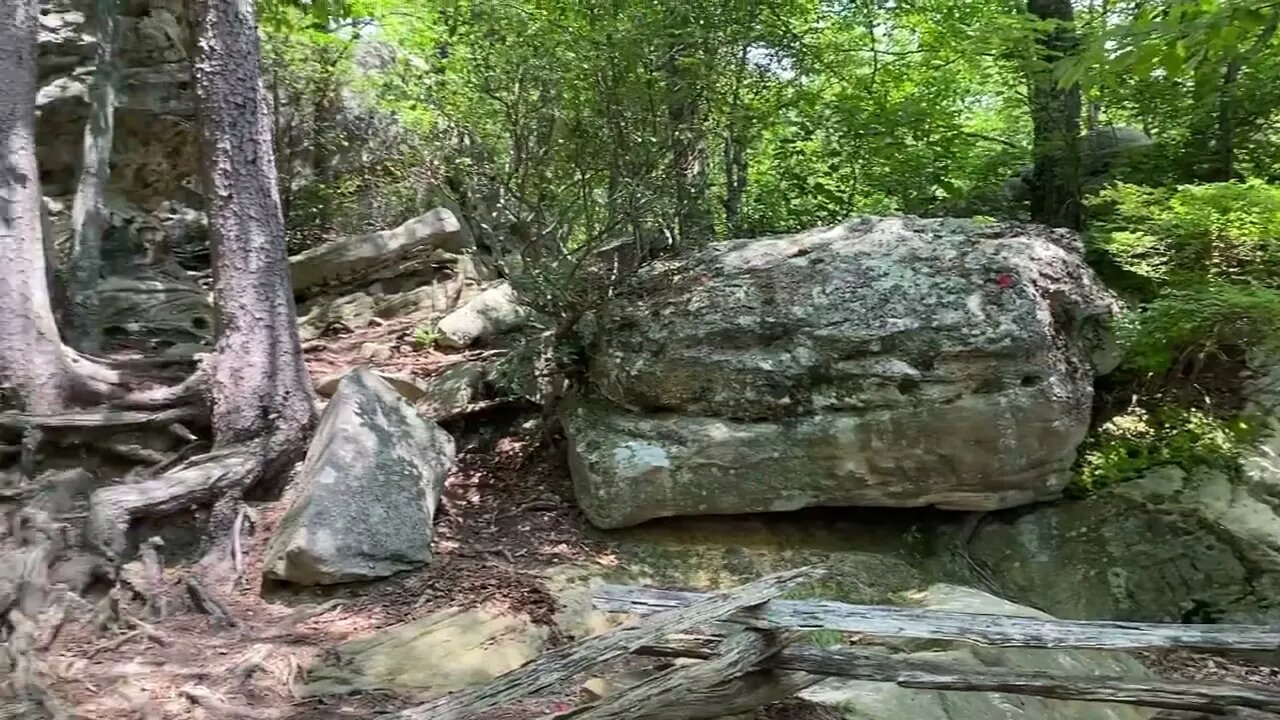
[33,325,1280,719]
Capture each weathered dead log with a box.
[552,630,814,720]
[388,566,824,720]
[595,586,1280,651]
[638,635,1280,714]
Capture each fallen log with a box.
[595,585,1280,651]
[385,565,825,720]
[551,630,806,720]
[637,635,1280,715]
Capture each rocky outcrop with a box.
[566,216,1118,528]
[38,0,197,207]
[968,466,1280,624]
[297,246,497,342]
[968,359,1280,624]
[263,368,455,585]
[289,208,469,296]
[800,585,1153,720]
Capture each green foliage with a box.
[1117,284,1280,374]
[1091,180,1280,373]
[1074,407,1257,494]
[412,324,441,349]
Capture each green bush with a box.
[1074,407,1258,494]
[1090,180,1280,374]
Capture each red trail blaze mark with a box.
[996,272,1014,289]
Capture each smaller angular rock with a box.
[436,281,532,348]
[264,368,455,585]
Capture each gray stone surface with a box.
[802,585,1153,720]
[264,368,456,585]
[567,217,1118,528]
[415,361,485,419]
[37,0,197,206]
[436,280,532,349]
[289,208,468,294]
[970,357,1280,624]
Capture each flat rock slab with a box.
[264,367,455,585]
[304,605,551,697]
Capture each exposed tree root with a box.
[257,599,344,639]
[186,576,237,628]
[231,504,250,581]
[92,443,172,465]
[64,347,207,410]
[181,686,278,719]
[85,448,258,560]
[138,537,166,620]
[0,406,202,432]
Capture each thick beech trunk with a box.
[0,0,76,414]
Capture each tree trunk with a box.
[665,44,712,248]
[1026,0,1082,229]
[1210,10,1279,182]
[190,0,315,444]
[67,0,120,353]
[0,0,76,413]
[85,0,317,580]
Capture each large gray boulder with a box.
[289,208,468,295]
[566,217,1118,528]
[263,368,456,585]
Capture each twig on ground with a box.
[259,599,345,638]
[186,576,238,628]
[232,504,249,581]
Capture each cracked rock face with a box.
[565,216,1119,528]
[37,0,196,207]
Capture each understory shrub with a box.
[1090,179,1280,375]
[1073,407,1258,494]
[1075,180,1280,494]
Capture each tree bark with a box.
[182,0,315,567]
[1210,10,1279,181]
[189,0,315,443]
[0,0,76,413]
[665,41,713,248]
[1026,0,1082,229]
[67,0,120,353]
